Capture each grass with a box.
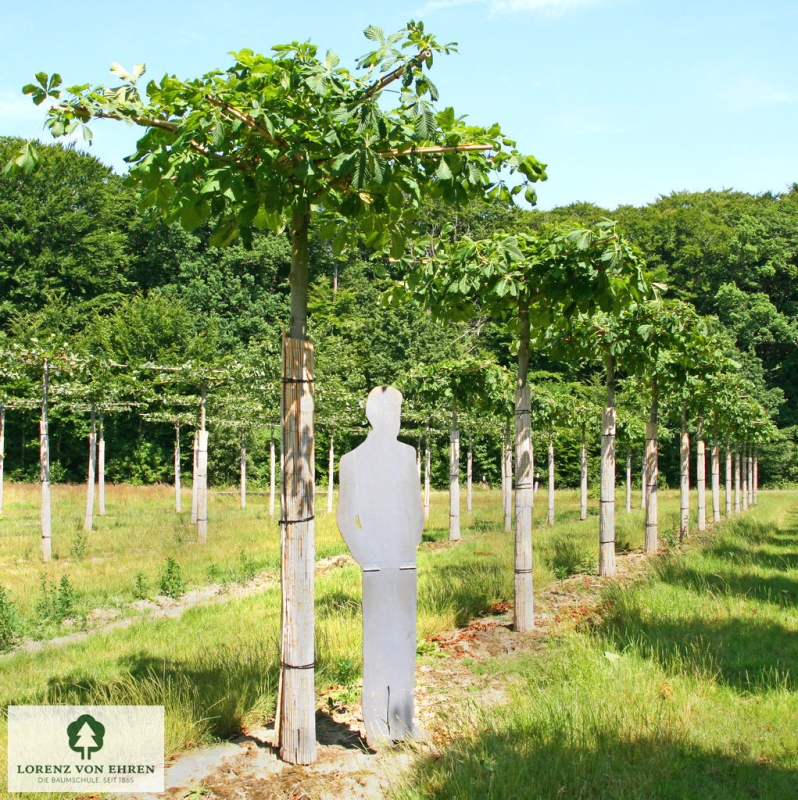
[0,479,764,798]
[395,492,798,800]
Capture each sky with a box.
[1,0,796,210]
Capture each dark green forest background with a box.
[2,136,796,490]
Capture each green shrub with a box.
[69,530,88,560]
[133,572,149,600]
[35,574,76,625]
[0,584,21,653]
[159,558,186,599]
[544,533,588,579]
[237,548,257,582]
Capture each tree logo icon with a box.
[67,714,105,760]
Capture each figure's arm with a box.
[336,453,366,565]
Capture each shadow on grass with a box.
[603,606,798,691]
[401,728,798,800]
[600,515,798,692]
[656,555,798,607]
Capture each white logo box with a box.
[8,705,164,794]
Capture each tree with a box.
[400,222,648,629]
[0,337,77,560]
[0,137,135,327]
[400,354,506,541]
[616,299,712,553]
[13,23,546,764]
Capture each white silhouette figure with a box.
[337,386,424,746]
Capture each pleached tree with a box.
[401,355,507,542]
[401,222,649,630]
[0,337,77,560]
[538,227,651,576]
[13,22,552,763]
[613,300,711,554]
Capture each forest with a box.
[1,135,795,492]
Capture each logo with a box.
[66,714,105,760]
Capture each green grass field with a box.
[1,481,792,798]
[396,492,798,800]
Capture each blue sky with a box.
[1,0,796,209]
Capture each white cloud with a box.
[419,0,605,16]
[716,76,796,113]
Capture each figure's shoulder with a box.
[339,448,357,467]
[397,441,417,459]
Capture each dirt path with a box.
[6,555,353,658]
[130,550,649,800]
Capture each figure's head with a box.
[366,386,402,437]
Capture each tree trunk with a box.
[645,383,659,554]
[579,424,588,521]
[503,420,512,532]
[449,400,461,541]
[747,442,754,507]
[599,357,616,577]
[40,360,51,562]
[711,423,720,523]
[547,429,555,527]
[241,437,247,510]
[625,444,632,513]
[423,426,431,523]
[269,424,276,518]
[753,449,759,504]
[191,428,199,524]
[275,208,316,766]
[725,443,732,516]
[640,449,647,510]
[175,423,181,513]
[327,429,334,514]
[0,405,5,517]
[197,389,208,543]
[679,404,689,541]
[84,403,97,531]
[742,444,749,512]
[734,445,741,514]
[467,431,473,514]
[697,422,706,531]
[98,416,106,516]
[514,303,534,632]
[276,332,316,766]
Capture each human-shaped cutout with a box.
[337,386,424,747]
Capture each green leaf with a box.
[331,151,357,176]
[324,50,340,69]
[517,154,547,182]
[211,123,225,149]
[110,62,133,82]
[364,25,384,43]
[414,106,436,139]
[524,186,537,205]
[332,226,348,255]
[437,106,456,131]
[435,159,452,180]
[132,63,146,82]
[305,72,328,94]
[209,216,240,247]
